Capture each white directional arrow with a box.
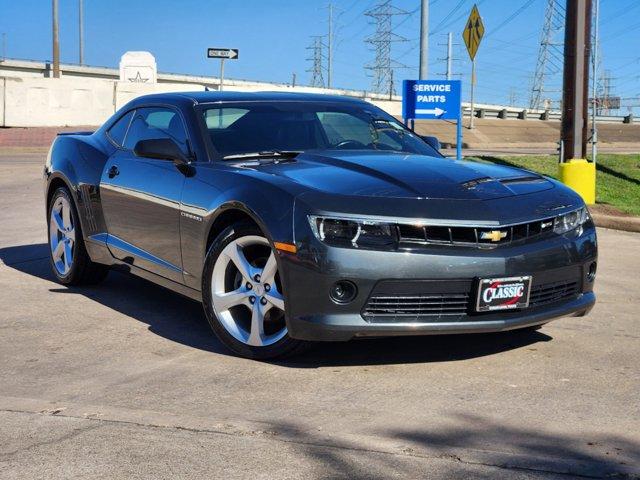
[207,48,239,60]
[415,107,446,116]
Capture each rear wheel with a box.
[202,222,308,359]
[48,187,109,285]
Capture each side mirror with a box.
[420,135,441,152]
[134,138,189,167]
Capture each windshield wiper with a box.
[222,150,302,161]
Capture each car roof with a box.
[128,90,371,106]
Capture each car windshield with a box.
[200,101,440,158]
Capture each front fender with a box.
[180,166,298,290]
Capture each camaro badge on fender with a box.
[181,211,203,222]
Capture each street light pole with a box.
[419,0,429,79]
[79,0,84,65]
[52,0,60,78]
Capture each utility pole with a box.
[437,32,457,79]
[79,0,84,65]
[291,72,296,87]
[419,0,429,79]
[52,0,60,78]
[558,0,595,205]
[446,32,452,80]
[561,0,591,160]
[509,87,517,106]
[327,2,334,88]
[1,33,6,62]
[590,0,599,164]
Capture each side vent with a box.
[78,184,98,234]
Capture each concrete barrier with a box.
[0,78,5,126]
[0,76,205,127]
[3,77,114,127]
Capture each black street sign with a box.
[207,48,239,60]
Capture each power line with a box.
[484,0,537,39]
[431,0,466,32]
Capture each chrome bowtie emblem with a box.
[480,230,508,242]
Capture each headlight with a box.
[553,207,590,234]
[308,215,397,249]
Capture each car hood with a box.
[255,151,554,200]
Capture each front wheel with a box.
[202,221,308,359]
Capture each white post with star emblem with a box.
[119,51,157,84]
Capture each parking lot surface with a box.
[1,153,639,479]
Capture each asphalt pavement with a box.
[1,152,639,479]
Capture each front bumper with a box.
[279,223,597,342]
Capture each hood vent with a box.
[460,177,494,189]
[500,175,545,185]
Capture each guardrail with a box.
[462,106,633,124]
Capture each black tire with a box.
[202,221,309,360]
[47,187,109,286]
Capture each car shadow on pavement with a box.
[265,415,640,479]
[1,243,552,366]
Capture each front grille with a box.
[529,280,580,307]
[397,217,555,248]
[362,270,582,323]
[364,293,470,323]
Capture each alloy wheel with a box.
[49,195,76,276]
[210,235,287,347]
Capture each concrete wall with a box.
[0,76,205,127]
[0,73,405,127]
[0,78,5,126]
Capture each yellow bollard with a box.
[558,159,596,205]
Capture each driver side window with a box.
[317,112,372,147]
[123,107,189,155]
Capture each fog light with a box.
[330,280,358,304]
[587,262,597,282]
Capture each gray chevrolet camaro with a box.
[44,91,597,359]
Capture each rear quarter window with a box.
[107,110,134,147]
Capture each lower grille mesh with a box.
[529,281,579,307]
[364,293,469,322]
[362,274,582,323]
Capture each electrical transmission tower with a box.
[364,0,408,95]
[306,36,326,88]
[529,0,565,110]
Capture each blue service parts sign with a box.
[402,79,462,120]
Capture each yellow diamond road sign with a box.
[462,4,485,61]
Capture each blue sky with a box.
[1,0,638,111]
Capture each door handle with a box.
[108,165,119,178]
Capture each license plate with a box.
[476,276,532,312]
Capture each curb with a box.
[592,213,640,233]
